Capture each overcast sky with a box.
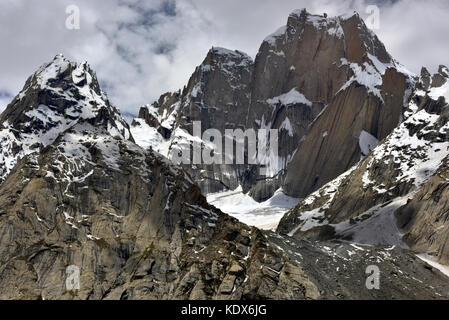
[0,0,448,116]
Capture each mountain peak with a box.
[34,55,99,93]
[289,7,361,19]
[265,9,391,65]
[1,55,111,126]
[438,65,449,77]
[0,55,131,184]
[206,47,253,67]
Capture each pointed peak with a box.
[24,55,100,95]
[339,11,361,21]
[209,47,252,61]
[421,67,431,77]
[438,65,449,77]
[53,53,65,60]
[289,8,309,18]
[0,54,122,130]
[35,55,71,77]
[45,53,79,70]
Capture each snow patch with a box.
[338,58,384,101]
[417,254,449,278]
[279,117,294,137]
[429,80,449,102]
[359,130,379,157]
[263,26,287,46]
[207,186,300,231]
[267,88,312,107]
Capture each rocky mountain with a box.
[131,9,413,202]
[0,54,132,185]
[278,65,449,264]
[245,9,413,200]
[131,47,253,194]
[1,8,449,300]
[279,11,413,199]
[1,53,449,299]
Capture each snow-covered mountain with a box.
[2,53,444,300]
[128,10,449,275]
[0,54,131,184]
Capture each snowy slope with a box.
[207,186,299,230]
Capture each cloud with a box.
[0,91,12,113]
[0,0,448,115]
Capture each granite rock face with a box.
[396,157,449,265]
[132,47,253,195]
[278,67,449,265]
[276,10,409,199]
[131,10,412,202]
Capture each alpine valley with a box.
[1,9,449,300]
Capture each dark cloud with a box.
[0,0,447,115]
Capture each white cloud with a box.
[0,0,448,116]
[0,97,11,113]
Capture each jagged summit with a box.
[417,65,449,101]
[209,46,253,61]
[25,54,98,94]
[438,65,449,75]
[0,55,132,184]
[0,54,122,125]
[130,43,254,194]
[264,8,393,67]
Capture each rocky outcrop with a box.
[396,156,449,265]
[0,132,447,299]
